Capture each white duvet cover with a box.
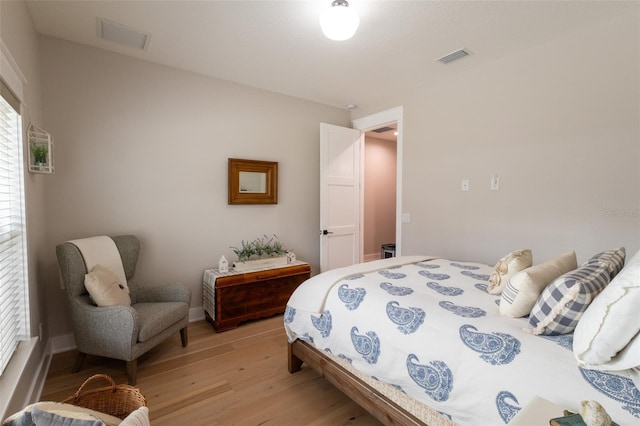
[284,257,640,425]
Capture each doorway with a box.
[362,125,397,261]
[353,106,404,259]
[319,107,403,272]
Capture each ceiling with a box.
[24,1,634,109]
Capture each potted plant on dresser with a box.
[231,235,291,272]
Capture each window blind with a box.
[0,78,29,376]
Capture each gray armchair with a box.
[56,235,191,385]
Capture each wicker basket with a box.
[61,374,147,419]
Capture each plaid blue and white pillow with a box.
[527,263,610,336]
[584,247,625,280]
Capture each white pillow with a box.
[573,249,640,370]
[488,249,532,295]
[84,264,131,307]
[500,251,577,318]
[119,406,149,426]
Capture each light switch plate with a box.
[461,179,470,191]
[491,175,500,190]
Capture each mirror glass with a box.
[239,171,267,193]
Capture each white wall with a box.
[363,136,396,259]
[354,12,640,266]
[38,36,350,338]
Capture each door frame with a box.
[352,106,404,257]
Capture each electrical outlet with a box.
[402,213,411,223]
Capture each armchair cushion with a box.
[135,302,189,343]
[2,402,122,426]
[3,402,149,426]
[30,407,103,426]
[85,265,131,307]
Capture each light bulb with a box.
[320,1,359,41]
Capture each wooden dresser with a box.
[203,261,311,332]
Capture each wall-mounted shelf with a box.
[28,124,54,174]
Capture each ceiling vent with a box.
[437,48,470,64]
[97,18,150,50]
[372,126,395,133]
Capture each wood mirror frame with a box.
[228,158,278,204]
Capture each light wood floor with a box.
[41,316,383,425]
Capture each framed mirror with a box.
[228,158,278,204]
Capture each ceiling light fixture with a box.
[320,0,359,41]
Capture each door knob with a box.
[320,229,334,235]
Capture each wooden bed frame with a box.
[288,340,432,426]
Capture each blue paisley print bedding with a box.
[284,257,640,426]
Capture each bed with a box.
[284,255,640,425]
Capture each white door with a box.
[320,123,362,272]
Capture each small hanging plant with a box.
[32,144,48,164]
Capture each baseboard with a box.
[189,307,205,322]
[363,253,381,262]
[30,341,52,405]
[50,333,76,354]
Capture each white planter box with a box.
[232,256,288,272]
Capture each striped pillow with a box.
[584,247,625,280]
[527,263,610,335]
